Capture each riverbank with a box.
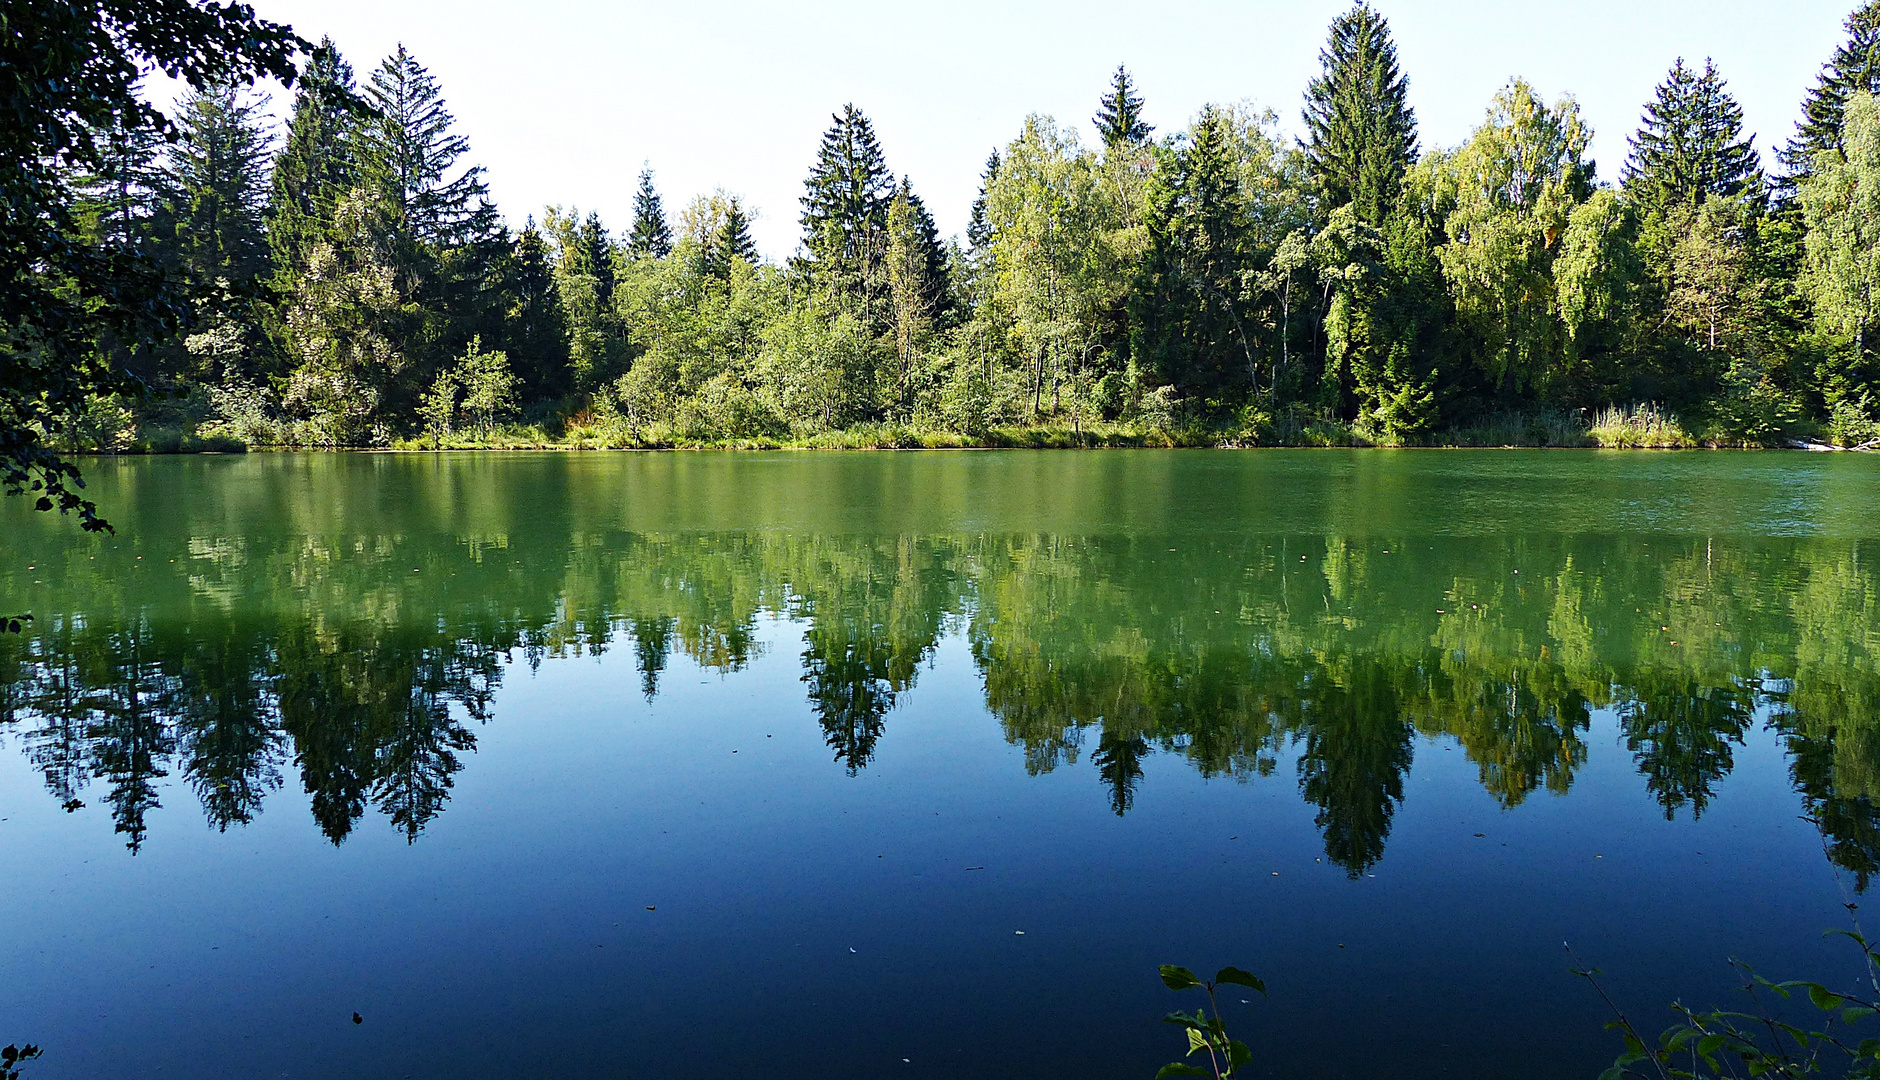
[60,401,1879,454]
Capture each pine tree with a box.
[356,45,498,250]
[799,103,895,317]
[1623,58,1763,209]
[1094,65,1152,148]
[1302,3,1418,226]
[626,166,673,259]
[267,39,357,285]
[1785,1,1880,180]
[167,78,273,292]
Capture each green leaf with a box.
[1228,1040,1253,1069]
[1156,1066,1210,1079]
[1847,1006,1878,1024]
[1809,984,1846,1011]
[1215,967,1266,994]
[1697,1034,1726,1058]
[1597,1067,1626,1080]
[1186,1027,1212,1055]
[1160,965,1203,991]
[1162,1011,1207,1032]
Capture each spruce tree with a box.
[579,211,615,307]
[626,166,673,259]
[497,218,568,398]
[1094,65,1152,148]
[967,150,999,251]
[716,197,758,269]
[1623,58,1763,209]
[267,39,357,285]
[799,103,894,314]
[356,45,497,249]
[1302,2,1418,226]
[1785,0,1880,180]
[167,78,274,292]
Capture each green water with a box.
[2,449,1879,1078]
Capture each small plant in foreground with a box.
[0,1044,40,1080]
[1576,929,1880,1080]
[1154,964,1266,1079]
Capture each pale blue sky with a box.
[242,0,1857,259]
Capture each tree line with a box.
[26,3,1880,454]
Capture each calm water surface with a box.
[3,449,1880,1078]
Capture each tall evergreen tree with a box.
[356,45,497,250]
[715,197,758,270]
[495,219,567,398]
[1094,65,1152,148]
[579,211,615,307]
[799,103,895,317]
[1623,58,1763,209]
[1302,3,1418,226]
[267,39,357,285]
[967,150,1000,251]
[166,78,273,293]
[1784,0,1880,181]
[626,166,673,259]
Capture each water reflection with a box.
[4,526,1879,880]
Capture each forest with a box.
[37,2,1880,452]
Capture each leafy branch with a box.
[1155,963,1266,1079]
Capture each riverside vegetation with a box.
[24,3,1880,466]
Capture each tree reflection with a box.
[3,523,1879,883]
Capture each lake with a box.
[3,449,1878,1078]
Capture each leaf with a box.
[1847,1007,1878,1024]
[1809,984,1846,1011]
[1163,1011,1208,1032]
[1215,967,1266,994]
[1597,1067,1626,1080]
[1156,1066,1210,1079]
[1160,965,1203,991]
[1228,1040,1253,1069]
[1186,1027,1212,1055]
[1697,1034,1726,1058]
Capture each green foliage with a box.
[627,166,674,259]
[1302,2,1417,226]
[1785,1,1880,180]
[1095,65,1153,148]
[0,0,305,532]
[1624,59,1763,211]
[1155,964,1265,1080]
[1582,930,1880,1080]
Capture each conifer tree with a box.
[356,46,497,250]
[799,104,895,317]
[267,39,357,285]
[716,197,758,270]
[579,211,615,307]
[1785,1,1880,180]
[626,166,673,259]
[167,78,274,293]
[1302,3,1418,226]
[967,150,1000,251]
[496,219,568,398]
[1623,58,1763,209]
[1094,65,1152,148]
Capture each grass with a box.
[57,402,1841,455]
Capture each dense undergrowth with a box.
[46,394,1876,454]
